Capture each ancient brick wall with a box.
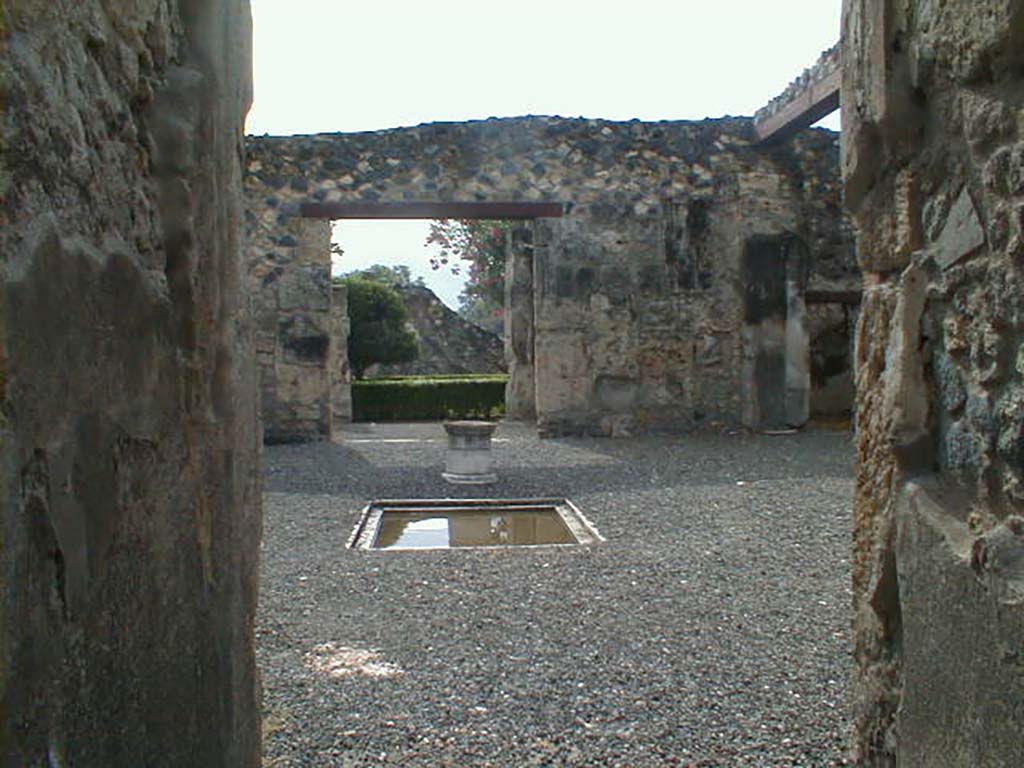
[842,0,1024,764]
[1,1,261,764]
[246,117,853,438]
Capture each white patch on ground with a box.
[304,643,404,680]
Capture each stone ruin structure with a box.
[842,0,1024,764]
[364,284,506,378]
[2,0,1021,765]
[246,118,855,440]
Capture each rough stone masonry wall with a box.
[1,2,262,765]
[842,1,1024,764]
[246,117,853,438]
[250,215,334,442]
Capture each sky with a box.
[248,0,843,308]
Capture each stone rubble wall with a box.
[249,214,334,442]
[246,117,854,438]
[1,1,262,765]
[364,284,506,377]
[842,1,1024,764]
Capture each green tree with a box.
[342,277,418,379]
[426,220,511,334]
[340,263,424,290]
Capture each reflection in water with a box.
[382,516,450,549]
[374,509,575,549]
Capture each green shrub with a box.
[352,375,508,422]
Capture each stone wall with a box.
[1,1,261,765]
[365,284,506,377]
[246,117,854,438]
[249,215,334,442]
[842,1,1024,764]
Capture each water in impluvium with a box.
[374,509,576,549]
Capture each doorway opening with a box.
[311,202,564,428]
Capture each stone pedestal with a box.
[443,421,498,484]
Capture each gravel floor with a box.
[258,421,854,767]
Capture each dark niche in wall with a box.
[665,198,712,290]
[284,335,330,363]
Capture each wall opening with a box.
[741,233,810,431]
[299,203,563,429]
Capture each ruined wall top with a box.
[247,115,764,208]
[245,116,849,202]
[246,114,850,282]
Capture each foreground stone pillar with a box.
[1,1,262,765]
[442,421,499,484]
[843,1,1024,764]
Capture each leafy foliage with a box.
[342,277,418,379]
[338,263,424,290]
[426,220,512,334]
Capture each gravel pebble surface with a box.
[258,422,854,767]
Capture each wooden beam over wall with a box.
[299,201,566,220]
[754,66,841,144]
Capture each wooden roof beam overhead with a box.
[299,201,566,220]
[753,44,841,145]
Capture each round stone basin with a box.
[442,420,498,485]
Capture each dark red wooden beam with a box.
[299,201,566,220]
[754,66,841,144]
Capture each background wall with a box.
[245,117,853,439]
[1,1,262,764]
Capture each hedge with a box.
[352,375,508,422]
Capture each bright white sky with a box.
[248,0,842,308]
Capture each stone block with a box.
[961,92,1018,152]
[934,351,967,414]
[895,485,1024,767]
[594,375,639,412]
[932,187,986,270]
[855,169,922,273]
[277,266,330,312]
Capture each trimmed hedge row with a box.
[352,375,508,422]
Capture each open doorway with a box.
[330,218,510,424]
[251,202,561,443]
[331,219,506,378]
